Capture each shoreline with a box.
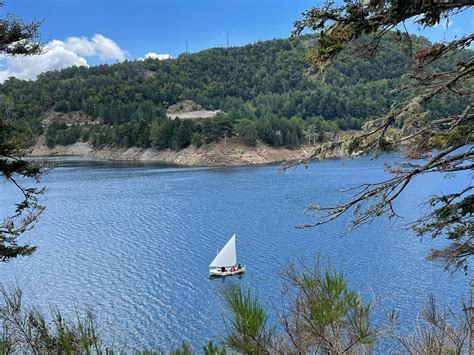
[28,139,348,167]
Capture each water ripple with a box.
[0,157,469,350]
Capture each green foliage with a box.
[1,267,469,353]
[46,123,84,147]
[203,341,226,355]
[200,113,232,144]
[293,0,471,72]
[54,100,71,113]
[1,33,468,150]
[0,2,47,262]
[0,287,102,354]
[414,192,474,273]
[281,262,376,352]
[150,119,179,149]
[221,285,272,354]
[291,0,474,274]
[234,119,258,146]
[0,119,46,261]
[0,287,216,355]
[0,5,41,56]
[191,131,204,148]
[429,125,474,150]
[176,119,195,149]
[169,342,194,355]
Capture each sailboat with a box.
[209,234,246,277]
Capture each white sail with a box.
[209,234,237,268]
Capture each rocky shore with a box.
[29,137,348,167]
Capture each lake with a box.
[0,156,469,351]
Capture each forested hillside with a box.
[0,33,470,150]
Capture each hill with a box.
[0,33,470,157]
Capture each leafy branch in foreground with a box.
[222,259,471,353]
[1,261,470,354]
[0,120,48,261]
[0,285,227,354]
[277,261,378,354]
[0,0,42,57]
[0,286,101,354]
[0,0,46,262]
[221,286,273,354]
[221,261,378,354]
[292,0,474,273]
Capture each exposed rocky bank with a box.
[29,137,347,167]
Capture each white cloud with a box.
[139,52,172,61]
[64,36,97,57]
[0,34,128,82]
[90,34,127,61]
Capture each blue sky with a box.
[0,0,472,81]
[4,0,318,59]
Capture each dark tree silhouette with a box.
[0,1,45,261]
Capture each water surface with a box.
[0,156,469,350]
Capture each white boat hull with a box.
[209,266,246,277]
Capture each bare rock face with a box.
[166,100,221,120]
[167,100,204,114]
[28,135,350,167]
[41,110,99,128]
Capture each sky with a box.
[0,0,472,82]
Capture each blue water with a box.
[0,156,470,350]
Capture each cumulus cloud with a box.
[63,34,127,61]
[89,34,127,61]
[139,52,172,61]
[64,36,97,57]
[0,34,127,82]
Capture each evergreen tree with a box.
[177,119,194,149]
[235,119,258,146]
[1,31,468,151]
[0,1,45,261]
[294,0,474,273]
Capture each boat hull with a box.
[209,266,246,277]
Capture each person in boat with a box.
[238,264,242,269]
[221,266,226,273]
[230,265,236,272]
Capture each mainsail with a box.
[209,234,237,268]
